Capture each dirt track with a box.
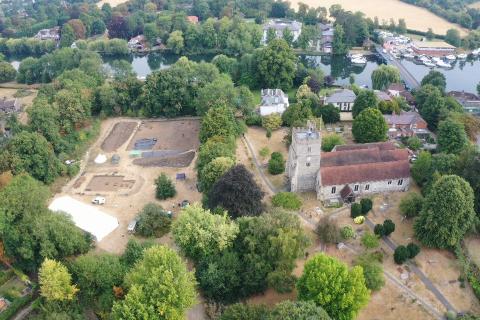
[101,122,137,152]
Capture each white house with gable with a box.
[259,89,289,116]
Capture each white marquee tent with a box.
[49,196,119,241]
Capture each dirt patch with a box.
[85,175,135,192]
[128,120,200,151]
[101,122,137,152]
[466,236,480,266]
[133,151,196,167]
[73,176,86,189]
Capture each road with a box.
[374,45,420,90]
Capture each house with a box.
[411,41,455,57]
[187,16,199,24]
[0,97,21,114]
[34,27,60,41]
[313,23,334,53]
[262,20,302,44]
[287,122,410,203]
[374,90,392,102]
[128,35,147,50]
[324,89,356,121]
[387,83,415,105]
[383,111,430,139]
[448,91,480,116]
[259,89,289,116]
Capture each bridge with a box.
[374,45,420,90]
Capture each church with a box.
[287,122,410,203]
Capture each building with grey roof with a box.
[262,20,302,44]
[324,89,356,121]
[448,91,480,116]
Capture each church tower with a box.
[287,121,322,193]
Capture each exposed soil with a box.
[85,175,135,192]
[127,119,200,151]
[133,151,196,167]
[101,122,137,152]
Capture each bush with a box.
[317,217,340,244]
[382,219,395,236]
[155,173,176,200]
[399,193,424,218]
[361,232,380,249]
[374,224,384,237]
[406,136,422,150]
[268,152,285,175]
[259,147,270,159]
[322,134,345,152]
[355,253,385,291]
[271,192,302,210]
[350,203,362,218]
[360,198,373,214]
[394,245,409,264]
[340,226,355,240]
[267,269,296,293]
[245,113,262,126]
[262,113,282,132]
[136,203,172,237]
[407,243,420,259]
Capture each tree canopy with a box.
[352,108,388,143]
[371,65,400,90]
[39,258,78,302]
[352,90,378,118]
[421,70,446,92]
[437,119,468,154]
[256,39,297,90]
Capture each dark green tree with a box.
[352,90,378,118]
[60,24,76,48]
[136,203,171,237]
[268,152,285,175]
[437,119,468,154]
[315,104,340,123]
[155,173,176,200]
[352,108,388,143]
[393,245,409,264]
[332,24,348,55]
[256,39,297,89]
[371,65,401,90]
[421,71,446,92]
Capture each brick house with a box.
[383,111,430,139]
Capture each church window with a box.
[388,181,392,185]
[354,184,359,191]
[365,184,370,191]
[398,179,403,186]
[331,186,336,194]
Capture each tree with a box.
[220,303,270,320]
[456,147,480,214]
[352,108,388,143]
[67,19,86,39]
[199,104,238,143]
[382,219,395,236]
[282,28,294,46]
[411,151,433,187]
[315,104,340,124]
[352,90,378,118]
[371,65,400,90]
[322,134,345,152]
[416,84,446,130]
[397,19,407,34]
[208,165,264,218]
[437,119,468,154]
[393,245,409,264]
[281,101,313,127]
[0,62,16,83]
[266,28,277,44]
[111,246,196,320]
[39,259,78,302]
[121,240,154,268]
[421,71,446,92]
[172,204,238,261]
[297,26,317,50]
[360,198,373,214]
[270,300,331,319]
[406,136,422,151]
[355,253,385,291]
[256,39,297,90]
[268,152,285,175]
[374,224,384,237]
[297,253,369,320]
[262,113,282,133]
[167,30,184,54]
[399,193,424,218]
[350,203,362,218]
[361,232,379,249]
[200,156,235,193]
[332,24,348,55]
[136,203,171,237]
[196,75,236,116]
[415,175,475,249]
[317,217,340,244]
[91,18,106,36]
[341,226,355,240]
[271,192,302,210]
[155,173,176,200]
[60,24,76,48]
[407,243,420,259]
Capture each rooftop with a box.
[384,111,426,126]
[263,19,302,31]
[412,41,455,49]
[325,89,356,104]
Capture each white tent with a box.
[49,196,119,241]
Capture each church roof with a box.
[320,142,410,186]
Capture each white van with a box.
[92,196,106,205]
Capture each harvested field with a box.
[133,151,196,167]
[128,119,200,151]
[96,0,128,7]
[101,122,137,152]
[289,0,468,35]
[85,175,135,192]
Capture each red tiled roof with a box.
[333,142,395,152]
[321,148,408,167]
[187,16,199,23]
[320,160,410,186]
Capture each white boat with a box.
[445,54,456,60]
[472,48,480,56]
[351,56,367,65]
[457,53,468,59]
[403,53,414,59]
[436,60,451,68]
[431,57,442,63]
[424,61,436,68]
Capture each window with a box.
[398,179,403,186]
[365,184,370,191]
[354,184,359,191]
[331,186,336,194]
[306,162,310,167]
[308,147,311,152]
[388,181,392,185]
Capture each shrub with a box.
[355,253,385,291]
[407,243,420,259]
[322,134,345,152]
[268,152,285,175]
[350,203,362,218]
[267,269,296,294]
[382,219,395,236]
[340,226,355,240]
[394,245,409,264]
[136,203,172,237]
[262,113,282,132]
[407,136,422,150]
[399,193,424,218]
[245,113,262,126]
[259,147,270,159]
[360,198,373,214]
[361,232,379,249]
[155,173,176,200]
[374,224,384,237]
[317,217,340,244]
[271,192,302,210]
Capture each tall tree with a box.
[416,84,446,130]
[456,147,480,214]
[256,39,297,90]
[60,24,76,48]
[111,246,197,319]
[297,253,370,320]
[415,175,475,249]
[445,28,461,47]
[332,24,348,55]
[352,108,388,143]
[39,258,78,302]
[352,90,378,118]
[199,103,238,143]
[421,71,446,93]
[208,165,264,218]
[371,65,400,90]
[437,119,468,154]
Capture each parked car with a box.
[127,218,138,234]
[92,196,106,205]
[181,200,190,208]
